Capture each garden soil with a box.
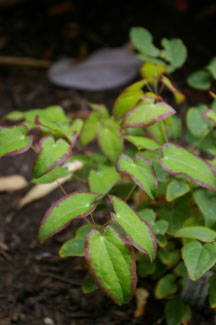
[0,1,216,324]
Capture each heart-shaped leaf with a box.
[187,70,212,90]
[130,27,160,57]
[182,240,216,280]
[109,195,156,261]
[160,143,216,192]
[85,226,137,305]
[140,62,166,85]
[175,226,216,242]
[122,97,175,129]
[193,189,216,227]
[59,237,85,257]
[155,274,177,299]
[124,135,160,151]
[0,125,33,157]
[186,105,213,138]
[166,179,190,202]
[33,135,75,178]
[88,165,121,195]
[116,154,157,200]
[38,192,101,243]
[161,38,187,69]
[48,48,142,90]
[98,124,123,162]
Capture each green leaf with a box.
[186,131,216,156]
[186,104,213,138]
[206,57,216,79]
[161,38,187,69]
[89,103,109,118]
[4,111,24,121]
[187,70,212,90]
[0,125,33,157]
[98,125,123,162]
[137,254,156,278]
[193,189,216,227]
[80,111,102,146]
[155,274,178,299]
[140,62,166,84]
[124,135,160,151]
[59,237,85,257]
[209,274,216,308]
[82,276,98,294]
[158,249,180,268]
[153,220,168,236]
[165,116,182,139]
[88,165,121,195]
[165,299,191,325]
[113,89,144,122]
[182,240,216,280]
[175,226,216,242]
[130,26,160,57]
[161,75,185,104]
[203,109,216,124]
[85,226,137,305]
[76,224,93,238]
[147,122,167,144]
[38,192,101,243]
[122,97,175,129]
[166,179,190,201]
[33,136,73,178]
[160,144,216,192]
[109,195,156,261]
[138,208,156,227]
[31,166,70,184]
[116,154,157,199]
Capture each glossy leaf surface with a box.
[85,226,136,305]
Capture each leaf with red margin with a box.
[0,125,33,157]
[85,226,137,305]
[109,195,157,261]
[38,192,101,243]
[161,75,185,104]
[121,97,175,129]
[116,154,158,200]
[159,143,216,192]
[203,110,216,124]
[33,134,76,178]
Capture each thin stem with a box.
[50,171,67,196]
[158,84,165,96]
[84,217,94,227]
[125,183,136,202]
[160,120,168,143]
[90,213,96,226]
[100,218,111,230]
[191,124,215,150]
[145,81,153,93]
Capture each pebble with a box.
[43,317,55,325]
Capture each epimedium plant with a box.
[1,27,216,325]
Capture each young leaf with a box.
[161,38,187,70]
[109,195,156,261]
[203,109,216,124]
[165,299,191,325]
[160,143,216,192]
[76,224,93,238]
[88,165,121,195]
[130,26,160,57]
[0,125,33,157]
[186,104,213,138]
[33,135,74,178]
[182,240,216,280]
[161,75,185,104]
[85,226,137,305]
[140,62,166,84]
[206,57,216,79]
[166,179,190,202]
[89,103,109,118]
[193,189,216,227]
[158,249,180,268]
[124,135,160,151]
[122,97,175,129]
[82,275,98,294]
[209,274,216,309]
[38,192,101,243]
[187,70,212,90]
[59,237,85,257]
[116,154,157,200]
[98,125,123,162]
[175,226,216,242]
[155,274,178,299]
[80,111,102,146]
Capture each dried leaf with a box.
[48,48,142,91]
[17,161,83,209]
[0,175,28,192]
[134,288,149,317]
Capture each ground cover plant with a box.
[1,26,216,324]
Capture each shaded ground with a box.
[0,1,216,324]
